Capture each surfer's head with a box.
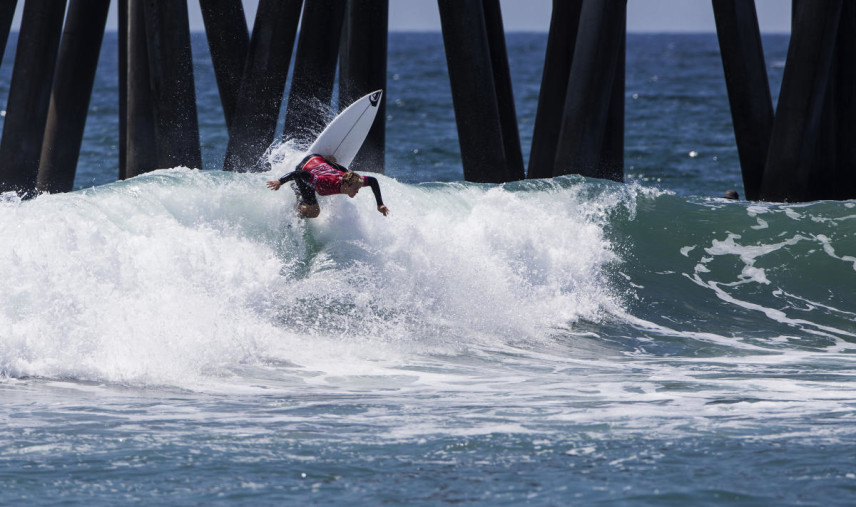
[341,171,364,198]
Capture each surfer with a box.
[266,154,390,219]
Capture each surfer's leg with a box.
[292,178,320,218]
[298,204,320,218]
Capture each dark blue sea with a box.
[2,31,856,505]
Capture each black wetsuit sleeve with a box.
[364,176,384,207]
[278,170,310,185]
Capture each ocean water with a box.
[2,32,856,505]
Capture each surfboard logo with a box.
[369,90,382,106]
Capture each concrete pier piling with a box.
[553,0,626,182]
[0,0,66,196]
[761,0,843,202]
[283,0,347,146]
[482,0,525,182]
[800,0,856,201]
[598,22,625,183]
[0,0,16,66]
[834,1,856,199]
[437,0,522,183]
[577,4,628,186]
[36,0,110,194]
[142,0,202,170]
[528,0,583,180]
[125,0,158,179]
[223,0,303,172]
[118,0,128,179]
[339,0,388,173]
[199,0,250,133]
[712,0,774,202]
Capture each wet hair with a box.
[341,171,362,187]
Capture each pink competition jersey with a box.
[301,156,343,196]
[301,156,368,196]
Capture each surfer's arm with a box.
[364,176,389,216]
[280,171,311,185]
[267,170,309,191]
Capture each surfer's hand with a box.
[266,180,281,191]
[378,205,390,216]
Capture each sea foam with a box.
[0,165,625,387]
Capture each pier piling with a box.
[712,0,774,202]
[125,0,158,178]
[339,0,388,173]
[37,0,110,194]
[0,0,16,66]
[142,0,202,170]
[223,0,303,172]
[761,0,843,202]
[118,0,128,179]
[528,0,583,180]
[834,1,856,198]
[438,0,519,183]
[0,0,67,196]
[483,0,525,181]
[553,0,626,182]
[599,23,625,183]
[283,0,347,146]
[199,0,250,133]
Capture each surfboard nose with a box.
[369,90,383,106]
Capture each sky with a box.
[385,0,791,33]
[10,1,792,34]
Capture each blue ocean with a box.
[2,31,856,505]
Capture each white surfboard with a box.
[306,90,383,168]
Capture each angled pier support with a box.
[438,0,523,183]
[125,0,158,179]
[760,0,843,201]
[223,0,303,172]
[339,0,388,173]
[834,1,856,198]
[37,0,111,193]
[142,0,202,170]
[712,0,774,201]
[199,0,250,133]
[118,0,128,179]
[528,0,584,179]
[554,0,626,182]
[0,0,16,65]
[0,0,67,196]
[283,0,347,146]
[483,0,525,181]
[599,18,625,182]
